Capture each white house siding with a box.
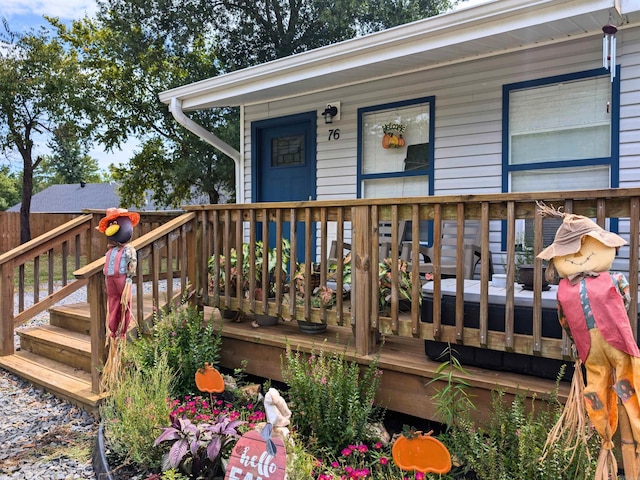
[242,25,640,269]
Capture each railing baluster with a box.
[33,256,40,304]
[48,250,54,295]
[410,204,421,336]
[455,203,465,343]
[432,204,442,341]
[62,241,68,286]
[370,206,380,330]
[288,208,297,320]
[335,207,345,326]
[304,207,313,322]
[479,202,490,348]
[505,202,516,352]
[274,209,283,318]
[532,206,543,355]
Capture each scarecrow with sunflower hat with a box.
[96,207,140,389]
[537,202,640,478]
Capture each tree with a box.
[215,0,458,71]
[36,124,103,187]
[53,9,237,208]
[0,21,86,242]
[0,166,20,211]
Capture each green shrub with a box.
[281,341,384,454]
[131,304,222,397]
[100,353,174,470]
[431,346,600,479]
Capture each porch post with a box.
[88,272,107,393]
[352,206,375,355]
[0,261,14,356]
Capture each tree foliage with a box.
[215,0,458,70]
[52,5,237,208]
[0,21,87,241]
[36,123,103,186]
[0,166,20,211]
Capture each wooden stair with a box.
[0,302,105,416]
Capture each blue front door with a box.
[252,111,317,260]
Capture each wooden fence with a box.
[0,211,182,256]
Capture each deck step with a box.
[17,324,91,373]
[0,350,105,416]
[49,303,91,335]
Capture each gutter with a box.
[168,97,242,202]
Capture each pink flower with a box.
[379,457,388,465]
[416,473,425,480]
[374,442,383,449]
[341,448,351,456]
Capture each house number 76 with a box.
[328,129,340,141]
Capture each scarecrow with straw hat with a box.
[96,207,140,390]
[537,202,640,478]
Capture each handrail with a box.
[0,214,94,357]
[75,211,197,393]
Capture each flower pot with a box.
[297,320,327,334]
[518,264,549,291]
[220,308,238,319]
[254,314,279,326]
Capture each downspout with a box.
[168,97,242,203]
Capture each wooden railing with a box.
[192,188,640,359]
[75,211,197,392]
[0,214,95,357]
[3,190,639,395]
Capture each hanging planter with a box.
[382,123,406,149]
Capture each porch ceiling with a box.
[159,0,640,111]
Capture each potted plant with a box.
[514,233,549,290]
[290,263,336,333]
[250,239,291,326]
[378,257,418,315]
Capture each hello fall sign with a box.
[225,428,286,480]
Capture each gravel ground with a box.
[0,280,181,479]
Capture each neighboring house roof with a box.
[8,183,122,213]
[159,0,640,110]
[7,183,212,213]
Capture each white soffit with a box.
[159,0,639,111]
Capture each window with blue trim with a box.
[502,68,620,247]
[503,69,618,193]
[358,97,435,199]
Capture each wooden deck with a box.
[205,306,569,424]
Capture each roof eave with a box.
[159,0,628,110]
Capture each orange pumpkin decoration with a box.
[397,135,406,147]
[382,133,391,149]
[388,133,399,148]
[392,429,452,474]
[195,363,225,394]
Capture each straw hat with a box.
[536,203,626,260]
[97,207,140,233]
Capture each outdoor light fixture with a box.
[603,15,618,82]
[323,104,338,124]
